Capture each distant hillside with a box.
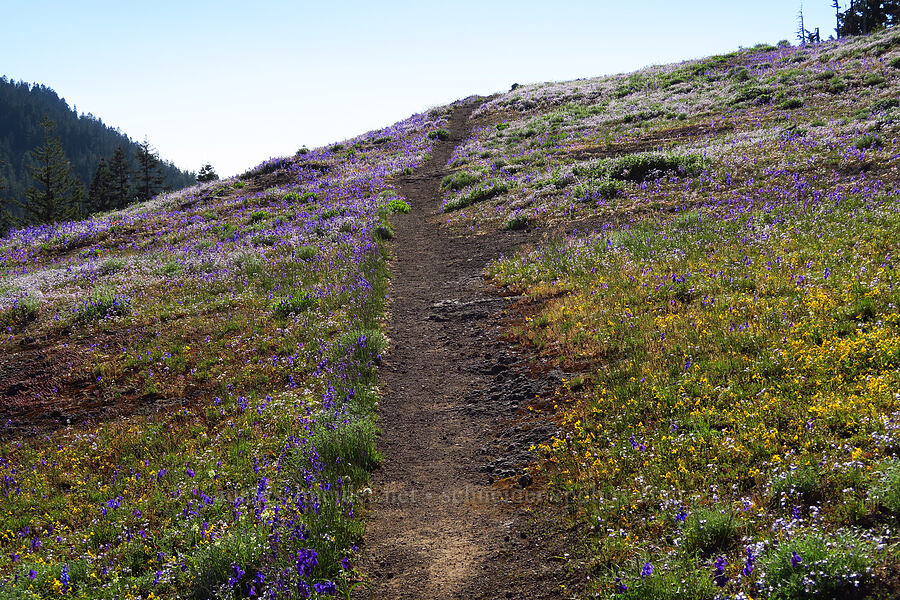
[0,77,195,211]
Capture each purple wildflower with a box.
[713,556,727,587]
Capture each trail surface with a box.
[357,102,571,598]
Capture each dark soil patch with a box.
[356,102,580,598]
[564,120,734,159]
[0,326,203,440]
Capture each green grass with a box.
[444,180,511,211]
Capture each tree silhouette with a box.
[197,163,218,183]
[16,119,83,225]
[135,139,164,202]
[88,158,116,213]
[108,145,132,209]
[838,0,900,36]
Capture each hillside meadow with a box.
[2,26,900,600]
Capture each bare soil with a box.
[356,101,579,598]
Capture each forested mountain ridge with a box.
[0,77,195,215]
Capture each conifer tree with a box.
[197,163,218,183]
[834,0,844,37]
[0,163,11,236]
[838,0,900,36]
[135,139,164,202]
[16,119,84,225]
[108,145,132,209]
[88,158,116,212]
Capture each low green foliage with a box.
[98,258,125,275]
[0,296,40,330]
[444,180,511,211]
[441,171,483,191]
[73,289,130,323]
[427,129,450,141]
[869,458,900,515]
[613,558,718,600]
[758,530,879,600]
[295,245,317,260]
[502,213,529,230]
[683,508,739,556]
[272,293,317,318]
[386,197,410,214]
[778,97,803,110]
[574,179,624,202]
[576,152,707,184]
[854,133,883,150]
[373,222,394,240]
[865,73,886,87]
[769,463,824,505]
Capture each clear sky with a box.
[2,1,839,177]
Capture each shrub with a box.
[758,530,878,600]
[373,222,394,240]
[272,293,317,318]
[577,152,707,183]
[386,197,410,214]
[731,66,751,82]
[769,463,823,504]
[869,458,900,515]
[321,207,345,219]
[0,296,40,330]
[444,180,511,211]
[854,134,883,150]
[503,213,529,230]
[98,258,125,275]
[827,76,847,93]
[217,223,240,241]
[336,328,386,383]
[682,508,739,556]
[310,418,381,485]
[574,179,624,202]
[74,290,131,323]
[613,558,718,600]
[427,129,450,141]
[871,97,900,113]
[295,245,317,260]
[865,73,886,86]
[778,97,803,110]
[249,210,268,223]
[734,85,773,105]
[441,171,482,191]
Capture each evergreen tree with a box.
[839,0,900,36]
[88,158,116,212]
[135,139,164,202]
[834,0,844,37]
[16,119,83,225]
[0,78,196,205]
[197,163,218,183]
[0,162,11,236]
[108,145,132,209]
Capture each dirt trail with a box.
[357,102,571,598]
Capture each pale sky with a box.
[2,1,839,177]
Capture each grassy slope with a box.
[0,105,452,598]
[450,34,900,599]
